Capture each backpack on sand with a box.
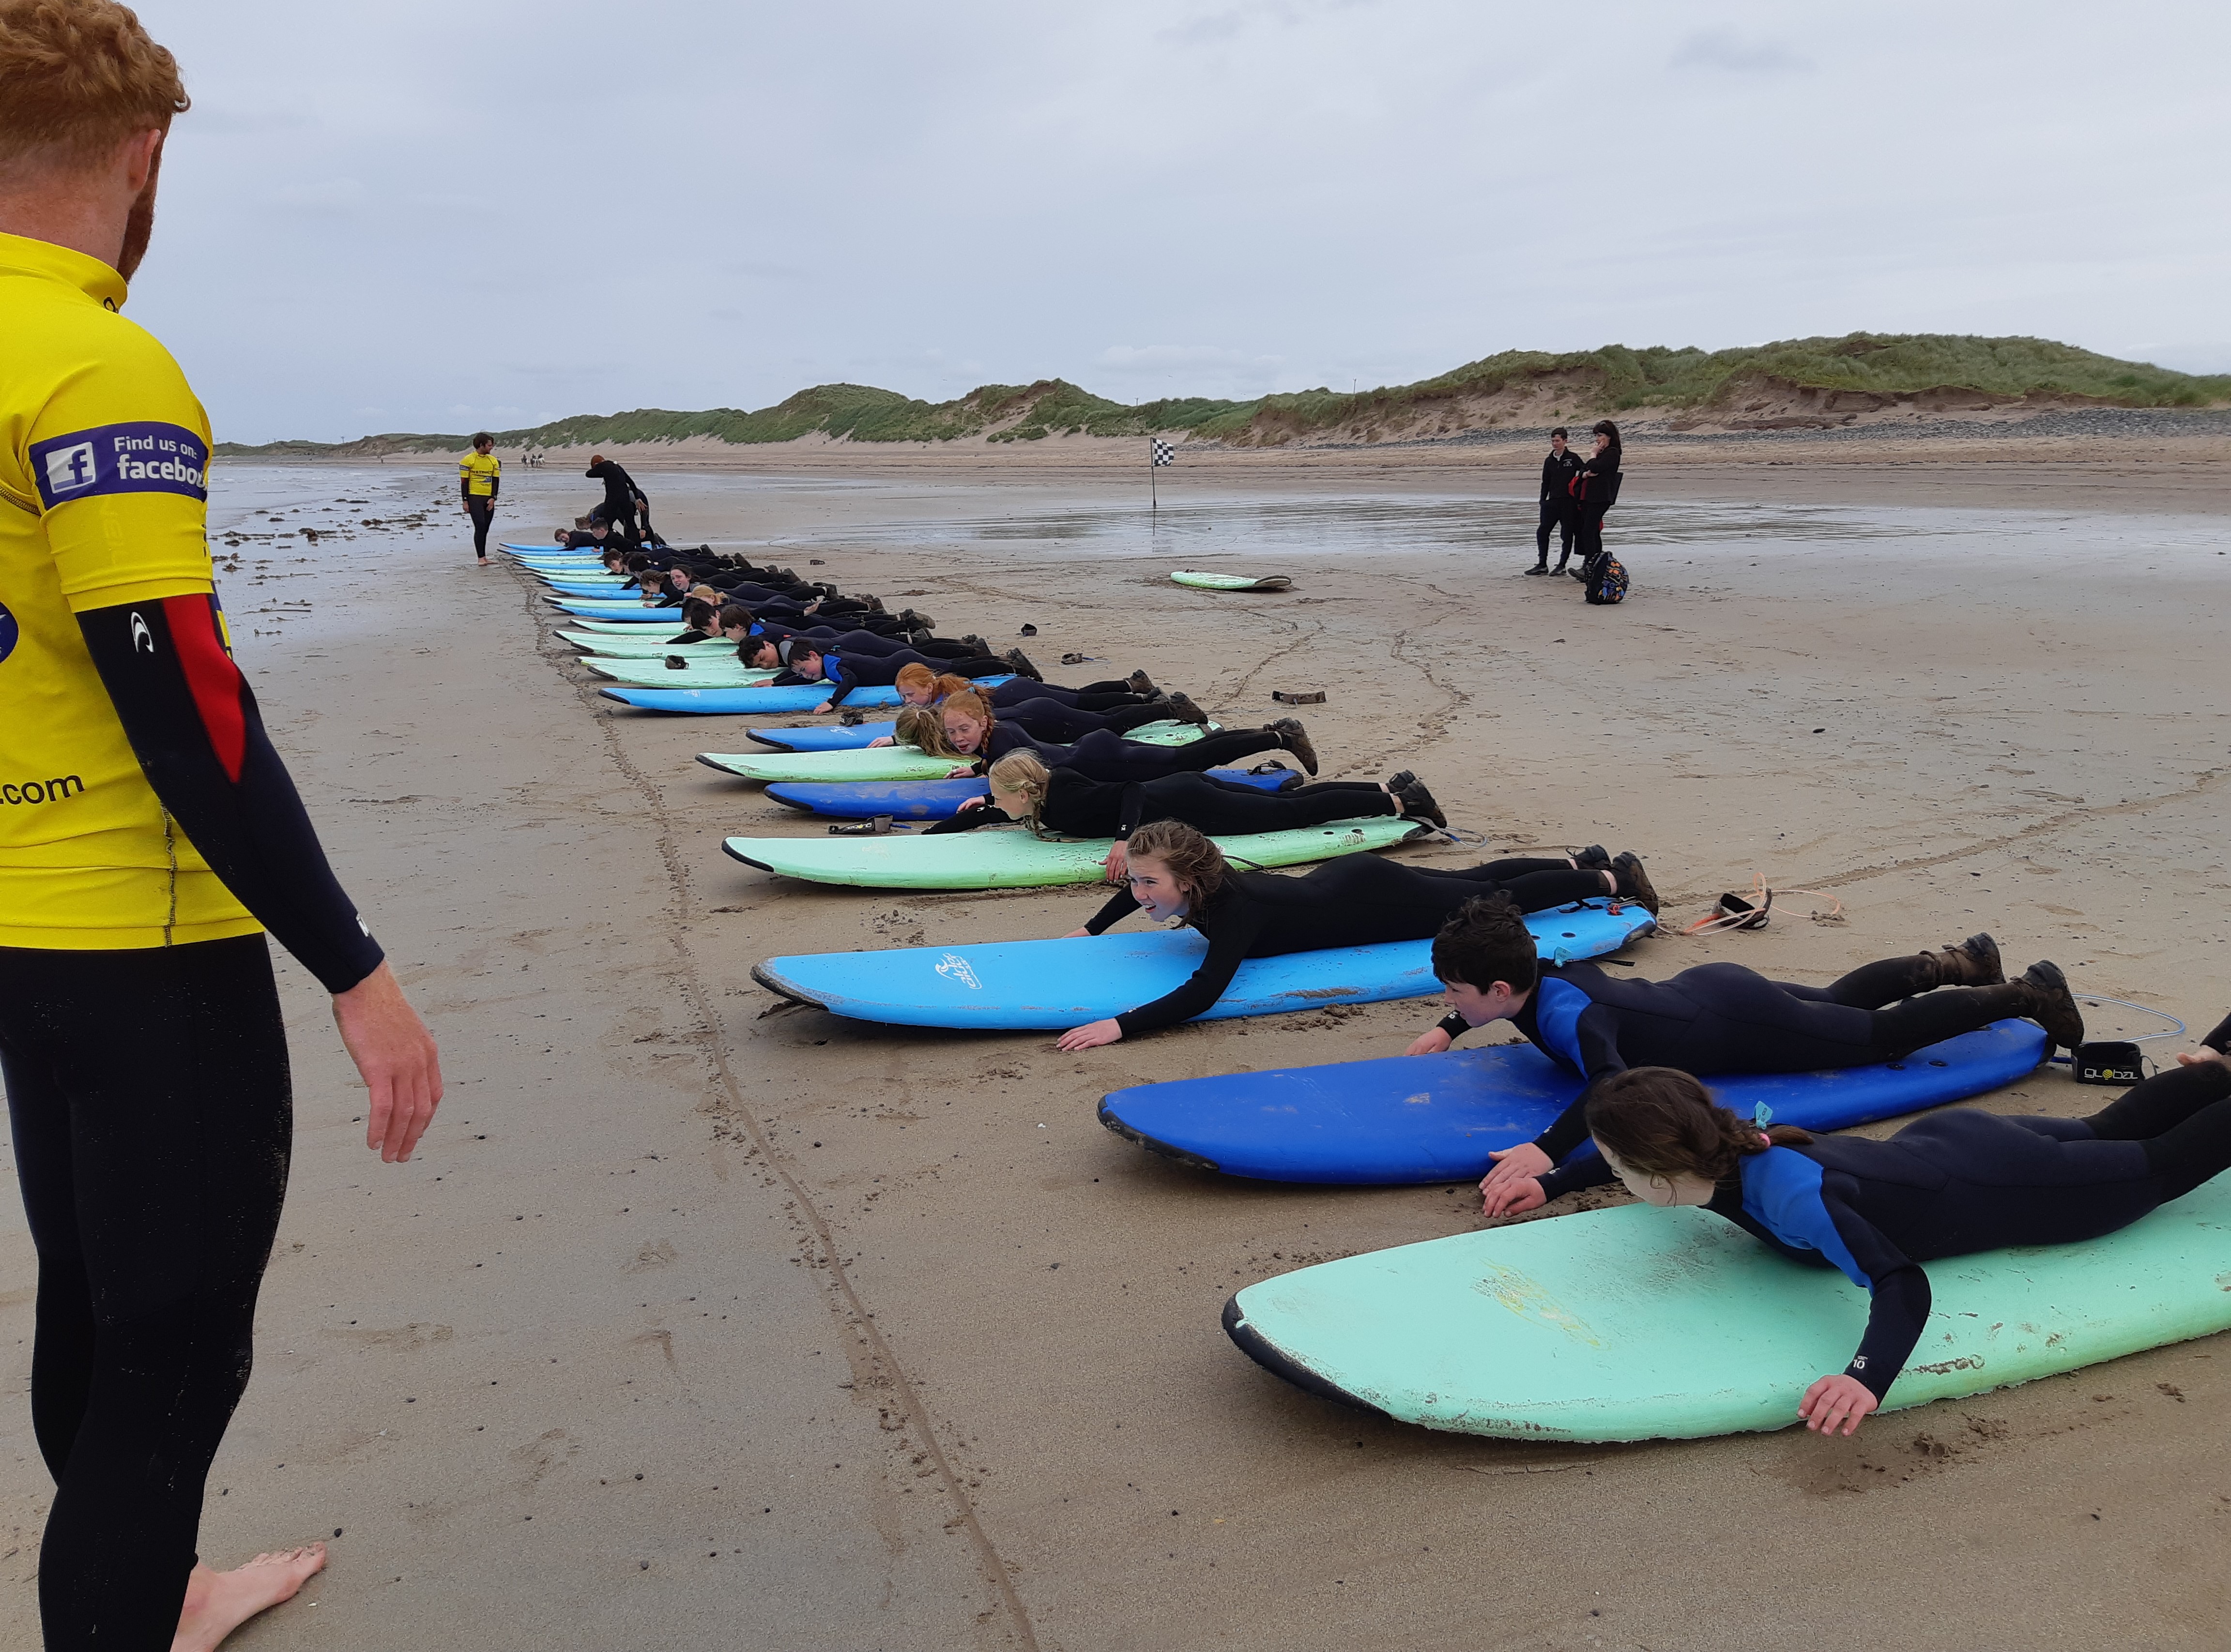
[1583,550,1629,606]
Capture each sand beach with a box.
[3,432,2228,1650]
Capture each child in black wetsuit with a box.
[1050,821,1656,1051]
[1574,1046,2231,1437]
[1409,897,2089,1215]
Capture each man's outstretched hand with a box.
[332,962,443,1163]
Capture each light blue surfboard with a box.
[601,675,1013,715]
[1099,1020,2048,1183]
[751,899,1656,1028]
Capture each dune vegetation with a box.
[218,333,2231,456]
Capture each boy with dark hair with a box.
[1410,896,2086,1216]
[1525,426,1581,576]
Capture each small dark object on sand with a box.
[1272,689,1326,705]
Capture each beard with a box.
[116,147,162,279]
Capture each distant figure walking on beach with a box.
[0,4,443,1646]
[1526,425,1582,576]
[585,450,645,546]
[1568,419,1623,578]
[459,430,500,565]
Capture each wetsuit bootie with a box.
[1571,845,1611,871]
[2017,960,2086,1052]
[1004,648,1043,682]
[1525,563,1549,576]
[1396,780,1446,829]
[960,634,990,655]
[1164,692,1211,726]
[1385,770,1417,792]
[1611,851,1659,915]
[1924,933,2003,989]
[1128,670,1159,697]
[1270,717,1319,776]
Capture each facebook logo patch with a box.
[29,422,209,510]
[44,443,96,495]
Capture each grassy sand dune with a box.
[218,332,2231,458]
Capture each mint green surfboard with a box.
[582,656,779,686]
[557,630,730,657]
[1172,570,1294,592]
[724,815,1427,890]
[1225,1179,2231,1441]
[701,746,962,783]
[698,719,1209,783]
[562,617,693,636]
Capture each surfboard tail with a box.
[1222,1296,1393,1419]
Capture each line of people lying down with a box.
[1023,819,2231,1439]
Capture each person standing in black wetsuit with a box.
[458,430,499,565]
[1568,1048,2231,1435]
[1051,821,1656,1051]
[1525,426,1582,576]
[0,7,443,1643]
[584,450,643,545]
[1567,419,1621,579]
[1406,899,2087,1215]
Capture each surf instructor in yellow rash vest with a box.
[0,3,442,1646]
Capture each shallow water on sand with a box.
[207,464,2229,574]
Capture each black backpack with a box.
[1583,551,1629,606]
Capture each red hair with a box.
[0,0,188,174]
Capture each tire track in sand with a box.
[520,578,1040,1650]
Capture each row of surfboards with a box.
[505,546,2231,1441]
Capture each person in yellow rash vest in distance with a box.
[0,3,442,1647]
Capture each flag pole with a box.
[1150,438,1158,516]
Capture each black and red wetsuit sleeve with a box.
[76,593,384,994]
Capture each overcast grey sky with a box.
[127,0,2231,443]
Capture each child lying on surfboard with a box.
[1049,822,1654,1051]
[1571,1051,2231,1436]
[1408,897,2088,1217]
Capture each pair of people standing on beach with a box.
[1526,419,1621,579]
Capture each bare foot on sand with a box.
[172,1545,326,1652]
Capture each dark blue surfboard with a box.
[1098,1019,2049,1184]
[764,765,1299,820]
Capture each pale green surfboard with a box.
[562,617,694,636]
[724,815,1427,890]
[556,630,734,657]
[1226,1179,2231,1442]
[582,657,779,686]
[699,721,1210,783]
[700,746,962,783]
[1172,570,1294,592]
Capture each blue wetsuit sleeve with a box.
[823,664,857,708]
[1531,997,1628,1163]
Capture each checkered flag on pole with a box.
[1150,440,1175,466]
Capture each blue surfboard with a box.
[748,722,900,751]
[752,900,1656,1031]
[764,764,1298,820]
[599,674,1013,716]
[1098,1019,2049,1184]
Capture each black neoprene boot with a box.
[1611,852,1659,916]
[1270,717,1318,776]
[1922,933,2003,989]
